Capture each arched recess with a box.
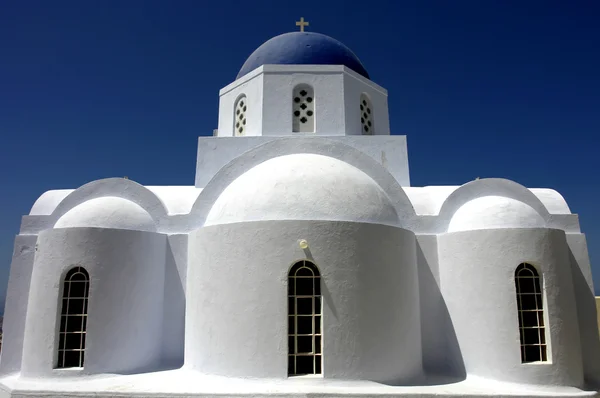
[438,178,551,233]
[56,266,90,369]
[515,263,548,363]
[288,260,322,376]
[233,94,247,136]
[292,84,315,133]
[49,178,168,228]
[189,137,417,229]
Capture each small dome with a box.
[448,196,545,232]
[55,197,156,232]
[205,154,397,226]
[237,32,370,80]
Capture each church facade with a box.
[0,29,599,398]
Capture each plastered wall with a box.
[566,234,600,385]
[416,234,453,376]
[20,228,166,376]
[217,66,388,137]
[185,220,423,383]
[261,71,345,135]
[0,235,37,375]
[217,73,264,137]
[0,142,596,386]
[343,71,390,135]
[194,136,410,190]
[161,234,187,367]
[438,228,583,387]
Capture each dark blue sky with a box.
[1,0,599,308]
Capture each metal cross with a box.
[296,17,309,32]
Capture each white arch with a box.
[438,178,551,232]
[189,137,417,229]
[49,178,168,226]
[204,154,399,226]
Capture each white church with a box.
[1,23,599,398]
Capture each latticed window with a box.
[292,85,315,133]
[234,95,247,136]
[515,263,547,363]
[288,260,322,376]
[360,94,373,135]
[57,266,90,368]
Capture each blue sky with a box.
[0,0,599,310]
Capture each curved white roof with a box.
[54,197,156,232]
[448,196,546,232]
[30,186,201,216]
[30,190,73,215]
[528,188,571,214]
[205,154,399,226]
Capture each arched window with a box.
[292,85,315,133]
[288,260,322,376]
[360,94,373,135]
[515,263,547,363]
[57,266,90,368]
[234,95,247,136]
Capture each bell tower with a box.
[215,28,390,137]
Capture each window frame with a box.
[360,93,374,135]
[234,94,247,136]
[287,259,322,376]
[514,262,549,364]
[292,85,315,133]
[56,266,90,369]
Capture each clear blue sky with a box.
[1,0,599,310]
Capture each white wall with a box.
[0,235,37,375]
[217,73,264,137]
[565,233,600,385]
[195,136,410,189]
[161,234,187,367]
[262,71,345,135]
[217,65,389,137]
[20,227,167,376]
[343,71,390,135]
[415,234,453,376]
[438,228,583,387]
[185,220,423,383]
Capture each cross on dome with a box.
[296,17,309,32]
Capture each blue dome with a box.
[237,32,370,80]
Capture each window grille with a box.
[234,95,247,136]
[360,94,373,135]
[292,85,315,133]
[515,262,547,363]
[288,260,322,375]
[57,266,90,368]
